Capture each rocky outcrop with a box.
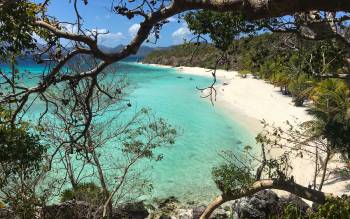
[0,208,16,219]
[0,192,313,219]
[192,205,206,219]
[114,202,149,219]
[41,200,148,219]
[278,194,310,215]
[232,190,280,219]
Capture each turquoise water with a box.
[2,60,256,204]
[111,62,256,203]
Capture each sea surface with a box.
[1,58,256,204]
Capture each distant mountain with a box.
[98,45,168,58]
[6,44,169,65]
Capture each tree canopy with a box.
[0,0,349,125]
[1,1,350,218]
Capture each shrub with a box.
[278,196,350,219]
[212,162,254,194]
[238,69,251,78]
[288,74,314,106]
[60,182,104,205]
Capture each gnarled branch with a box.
[200,178,333,219]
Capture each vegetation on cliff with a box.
[1,1,350,218]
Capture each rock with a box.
[157,196,179,209]
[0,209,16,219]
[41,200,149,219]
[159,215,173,219]
[178,208,192,219]
[153,197,180,219]
[192,206,228,219]
[114,201,149,219]
[279,194,310,215]
[210,208,228,219]
[233,190,279,219]
[192,205,206,219]
[42,200,99,219]
[234,199,266,219]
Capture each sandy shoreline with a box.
[144,63,350,199]
[148,64,312,127]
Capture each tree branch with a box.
[200,178,333,219]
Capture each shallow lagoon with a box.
[4,60,256,203]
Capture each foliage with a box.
[0,107,47,218]
[120,109,177,161]
[184,9,348,75]
[60,183,104,205]
[5,189,41,219]
[288,74,314,106]
[212,143,293,194]
[271,72,291,95]
[41,62,178,210]
[279,196,350,219]
[145,30,348,108]
[0,107,47,186]
[212,162,254,194]
[0,2,348,218]
[185,10,261,51]
[308,79,350,157]
[309,196,350,219]
[143,43,221,68]
[0,1,39,60]
[281,203,305,219]
[238,70,251,78]
[303,40,348,75]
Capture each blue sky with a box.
[41,0,193,47]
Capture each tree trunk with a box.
[87,133,113,219]
[65,152,78,190]
[318,151,331,191]
[200,179,332,219]
[256,144,267,180]
[313,146,318,190]
[199,195,226,219]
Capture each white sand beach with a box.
[146,63,350,199]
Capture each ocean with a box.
[1,59,256,204]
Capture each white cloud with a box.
[59,26,124,47]
[91,29,125,47]
[128,23,140,37]
[172,25,191,43]
[167,17,177,22]
[91,28,108,34]
[98,33,124,47]
[61,24,78,34]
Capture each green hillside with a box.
[144,33,349,107]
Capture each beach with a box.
[146,63,350,198]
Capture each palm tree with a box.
[309,79,350,149]
[271,72,291,95]
[307,79,350,189]
[288,74,315,106]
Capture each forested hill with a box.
[143,43,224,69]
[144,33,350,108]
[143,33,350,77]
[143,33,284,70]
